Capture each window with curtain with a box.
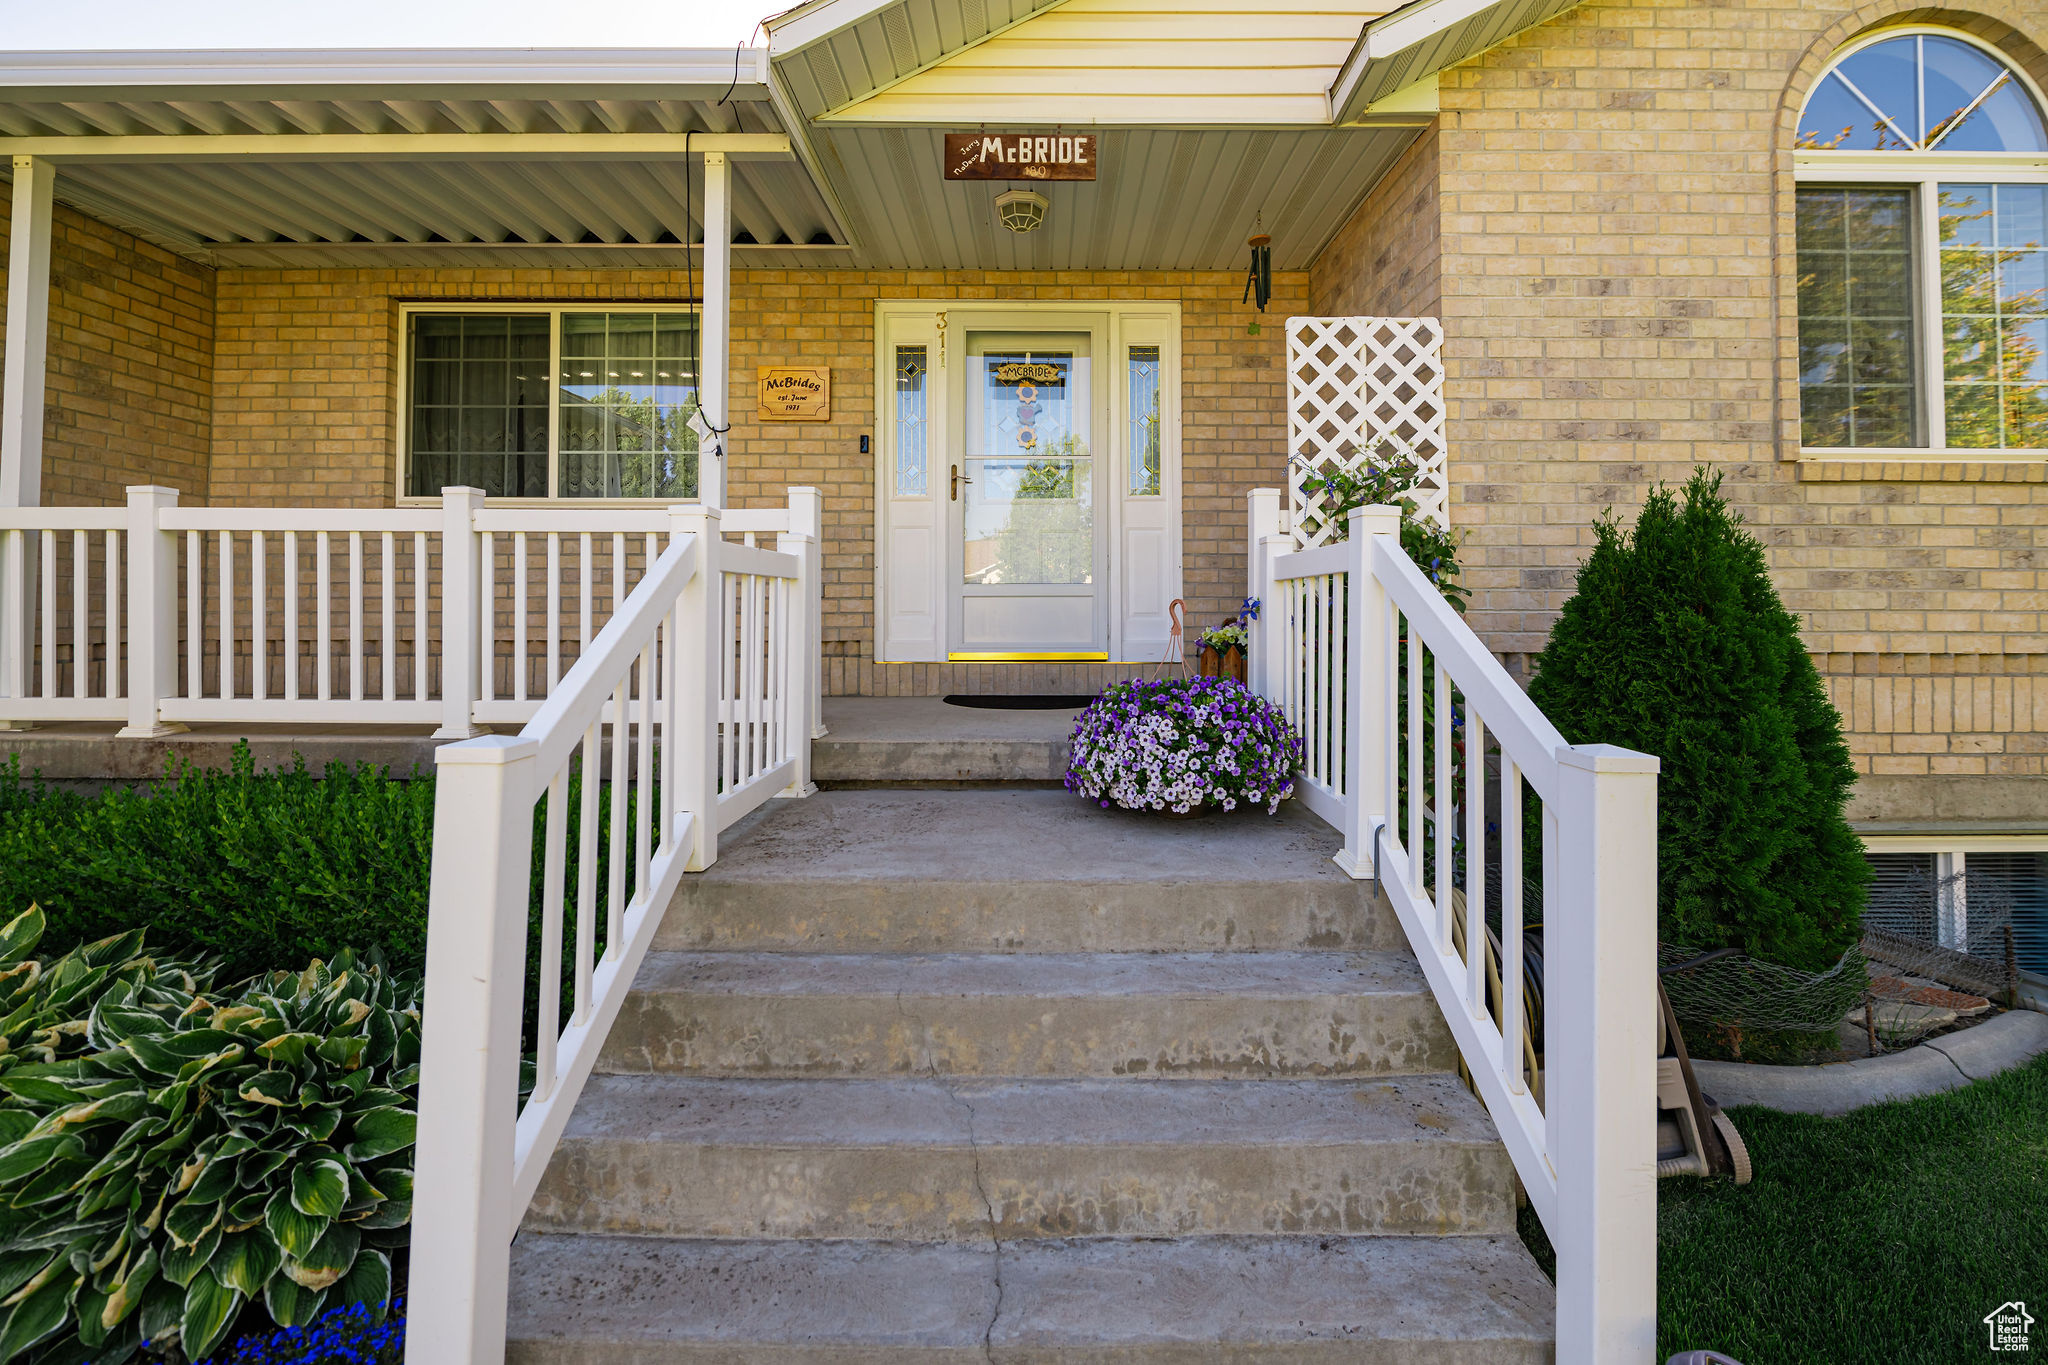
[405,308,699,499]
[1794,31,2048,451]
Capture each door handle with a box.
[951,464,974,501]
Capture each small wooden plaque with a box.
[756,366,830,421]
[944,133,1098,182]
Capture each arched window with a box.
[1795,31,2048,451]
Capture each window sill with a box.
[1795,453,2047,483]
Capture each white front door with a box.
[875,301,1181,666]
[948,329,1106,658]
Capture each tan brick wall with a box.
[208,266,1305,693]
[1400,0,2048,780]
[1310,122,1443,318]
[0,183,216,505]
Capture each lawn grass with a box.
[1657,1051,2048,1362]
[1518,1051,2048,1362]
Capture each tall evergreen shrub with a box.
[1527,470,1866,970]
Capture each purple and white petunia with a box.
[1064,676,1303,815]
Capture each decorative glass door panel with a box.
[964,348,1093,585]
[951,330,1106,658]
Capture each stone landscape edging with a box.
[1688,1009,2048,1117]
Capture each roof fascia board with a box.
[0,47,770,102]
[1329,0,1544,123]
[761,66,862,253]
[791,0,1074,122]
[764,0,912,55]
[0,132,793,162]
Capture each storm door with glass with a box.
[948,331,1107,657]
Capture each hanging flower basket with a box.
[1064,676,1301,816]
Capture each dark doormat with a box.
[941,694,1096,710]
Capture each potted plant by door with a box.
[1194,598,1260,683]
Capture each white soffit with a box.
[0,49,849,264]
[1330,0,1587,121]
[811,123,1421,269]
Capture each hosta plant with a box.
[1065,676,1301,815]
[0,908,418,1364]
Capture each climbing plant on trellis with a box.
[1286,316,1447,548]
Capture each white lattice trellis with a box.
[1286,316,1447,548]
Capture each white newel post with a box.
[698,152,732,510]
[778,519,819,799]
[672,504,722,871]
[0,156,54,511]
[407,734,539,1365]
[1245,488,1282,699]
[785,485,827,738]
[1549,743,1660,1364]
[435,486,486,739]
[116,485,185,739]
[1337,505,1402,878]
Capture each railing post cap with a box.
[125,484,179,500]
[433,734,539,767]
[1557,742,1660,775]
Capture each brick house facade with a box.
[0,0,2043,830]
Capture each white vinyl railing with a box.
[408,504,811,1364]
[0,484,824,743]
[1250,496,1660,1365]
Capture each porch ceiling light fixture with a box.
[995,188,1049,233]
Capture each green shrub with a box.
[0,749,435,981]
[1527,470,1867,971]
[0,907,415,1364]
[1296,445,1469,611]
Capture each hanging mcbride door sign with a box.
[944,133,1098,181]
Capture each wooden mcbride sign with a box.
[756,366,830,421]
[944,133,1098,181]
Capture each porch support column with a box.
[699,150,731,510]
[1,155,54,508]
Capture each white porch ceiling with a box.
[814,123,1421,271]
[0,49,850,267]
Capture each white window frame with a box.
[1793,26,2048,457]
[1862,832,2048,952]
[395,301,702,507]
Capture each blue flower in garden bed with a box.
[191,1297,405,1365]
[1064,676,1302,815]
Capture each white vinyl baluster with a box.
[720,575,738,794]
[316,532,333,701]
[513,533,529,703]
[1467,713,1487,1016]
[349,532,365,701]
[252,532,266,702]
[1501,761,1525,1094]
[1435,655,1453,945]
[38,532,55,700]
[71,532,86,700]
[575,723,599,1024]
[479,532,496,705]
[607,679,629,945]
[634,642,653,895]
[1406,627,1423,891]
[284,531,300,701]
[546,533,562,691]
[104,530,120,701]
[219,532,234,700]
[414,532,429,704]
[611,533,626,635]
[2,530,23,703]
[184,531,201,701]
[382,531,396,702]
[536,767,567,1103]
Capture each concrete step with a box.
[662,789,1401,955]
[525,1073,1516,1241]
[812,696,1077,783]
[505,1232,1556,1363]
[600,951,1456,1080]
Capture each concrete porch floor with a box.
[0,696,1082,785]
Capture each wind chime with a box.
[1242,211,1272,334]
